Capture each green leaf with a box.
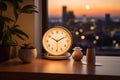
[21,5,38,14]
[3,0,22,20]
[15,34,26,40]
[13,28,29,39]
[0,16,14,23]
[13,24,20,28]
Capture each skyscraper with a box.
[105,14,112,24]
[62,6,67,26]
[105,13,113,30]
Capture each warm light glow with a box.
[79,29,83,33]
[113,40,116,44]
[48,0,120,17]
[90,26,95,30]
[95,36,99,40]
[93,40,97,44]
[115,43,119,48]
[42,62,67,73]
[90,19,95,22]
[75,31,79,35]
[85,4,90,10]
[81,35,85,40]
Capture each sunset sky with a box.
[48,0,120,17]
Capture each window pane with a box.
[48,0,120,55]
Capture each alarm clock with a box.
[42,26,72,59]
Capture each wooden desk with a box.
[0,56,120,80]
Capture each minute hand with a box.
[58,37,65,42]
[51,37,57,42]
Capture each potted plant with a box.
[18,43,37,63]
[0,0,38,62]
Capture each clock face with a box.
[42,26,72,56]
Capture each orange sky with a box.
[48,0,120,17]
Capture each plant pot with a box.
[0,46,13,63]
[18,48,37,63]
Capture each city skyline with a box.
[48,0,120,17]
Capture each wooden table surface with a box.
[0,56,120,80]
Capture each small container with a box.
[18,48,37,63]
[72,47,83,61]
[86,48,96,65]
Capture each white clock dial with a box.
[42,26,72,56]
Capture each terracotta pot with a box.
[0,46,14,63]
[18,48,37,63]
[72,47,83,61]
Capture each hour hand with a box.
[51,37,57,42]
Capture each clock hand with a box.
[56,37,65,52]
[50,37,57,42]
[50,36,59,52]
[58,37,65,42]
[56,42,58,52]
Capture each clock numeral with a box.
[60,48,63,51]
[46,40,49,42]
[51,32,54,34]
[56,31,59,34]
[56,49,58,52]
[48,35,51,38]
[48,44,50,47]
[66,40,69,43]
[51,47,53,50]
[64,44,66,47]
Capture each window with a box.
[43,0,120,56]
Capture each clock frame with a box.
[42,26,72,56]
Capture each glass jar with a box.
[86,48,96,65]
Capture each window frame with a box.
[42,0,48,53]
